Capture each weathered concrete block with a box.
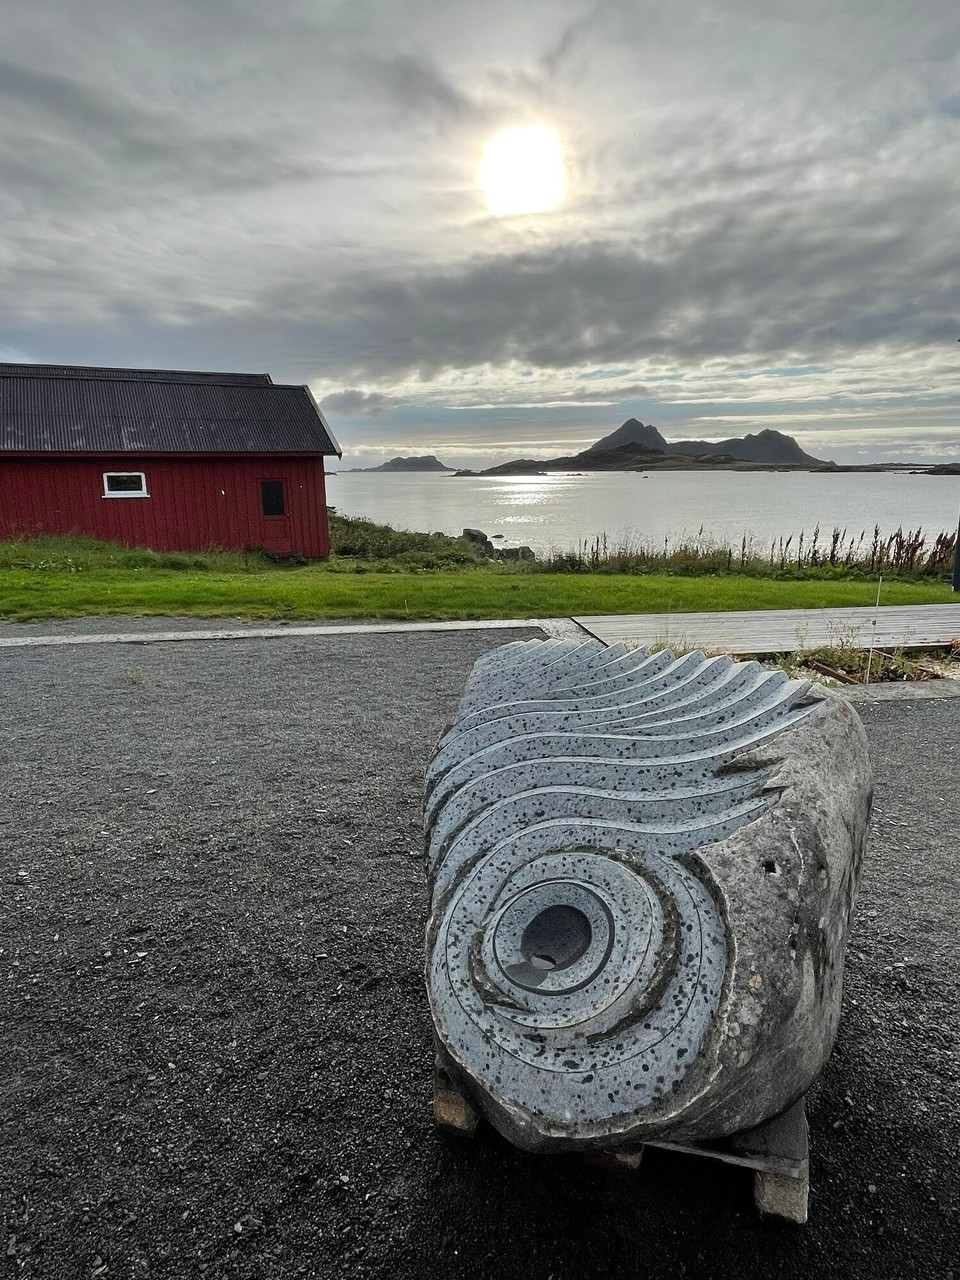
[424,640,871,1152]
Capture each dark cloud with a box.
[250,171,960,382]
[356,53,479,125]
[0,56,319,205]
[320,389,404,417]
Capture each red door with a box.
[260,478,292,553]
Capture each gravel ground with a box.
[2,630,958,1280]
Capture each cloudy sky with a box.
[2,0,959,467]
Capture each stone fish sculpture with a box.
[424,638,871,1154]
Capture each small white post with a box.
[864,575,882,685]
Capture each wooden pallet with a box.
[433,1062,809,1224]
[628,1098,809,1224]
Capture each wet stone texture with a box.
[424,638,872,1152]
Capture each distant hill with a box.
[589,421,823,466]
[666,428,822,466]
[348,455,453,473]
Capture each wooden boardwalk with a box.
[574,603,960,655]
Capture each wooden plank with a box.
[641,1139,800,1179]
[574,604,960,655]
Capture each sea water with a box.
[326,470,960,557]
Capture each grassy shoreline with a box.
[0,528,954,622]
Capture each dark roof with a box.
[0,363,273,385]
[0,364,340,456]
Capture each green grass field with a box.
[0,563,952,623]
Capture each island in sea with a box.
[456,420,832,475]
[344,455,453,473]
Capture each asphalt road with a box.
[1,628,958,1280]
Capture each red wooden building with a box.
[0,363,341,557]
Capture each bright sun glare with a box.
[478,125,565,217]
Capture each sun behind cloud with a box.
[478,125,565,217]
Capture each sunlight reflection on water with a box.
[326,471,960,556]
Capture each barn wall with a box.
[0,456,331,557]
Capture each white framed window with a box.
[102,472,149,498]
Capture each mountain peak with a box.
[590,419,668,453]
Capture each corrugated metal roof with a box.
[0,363,272,385]
[0,365,340,456]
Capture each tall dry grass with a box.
[534,523,957,580]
